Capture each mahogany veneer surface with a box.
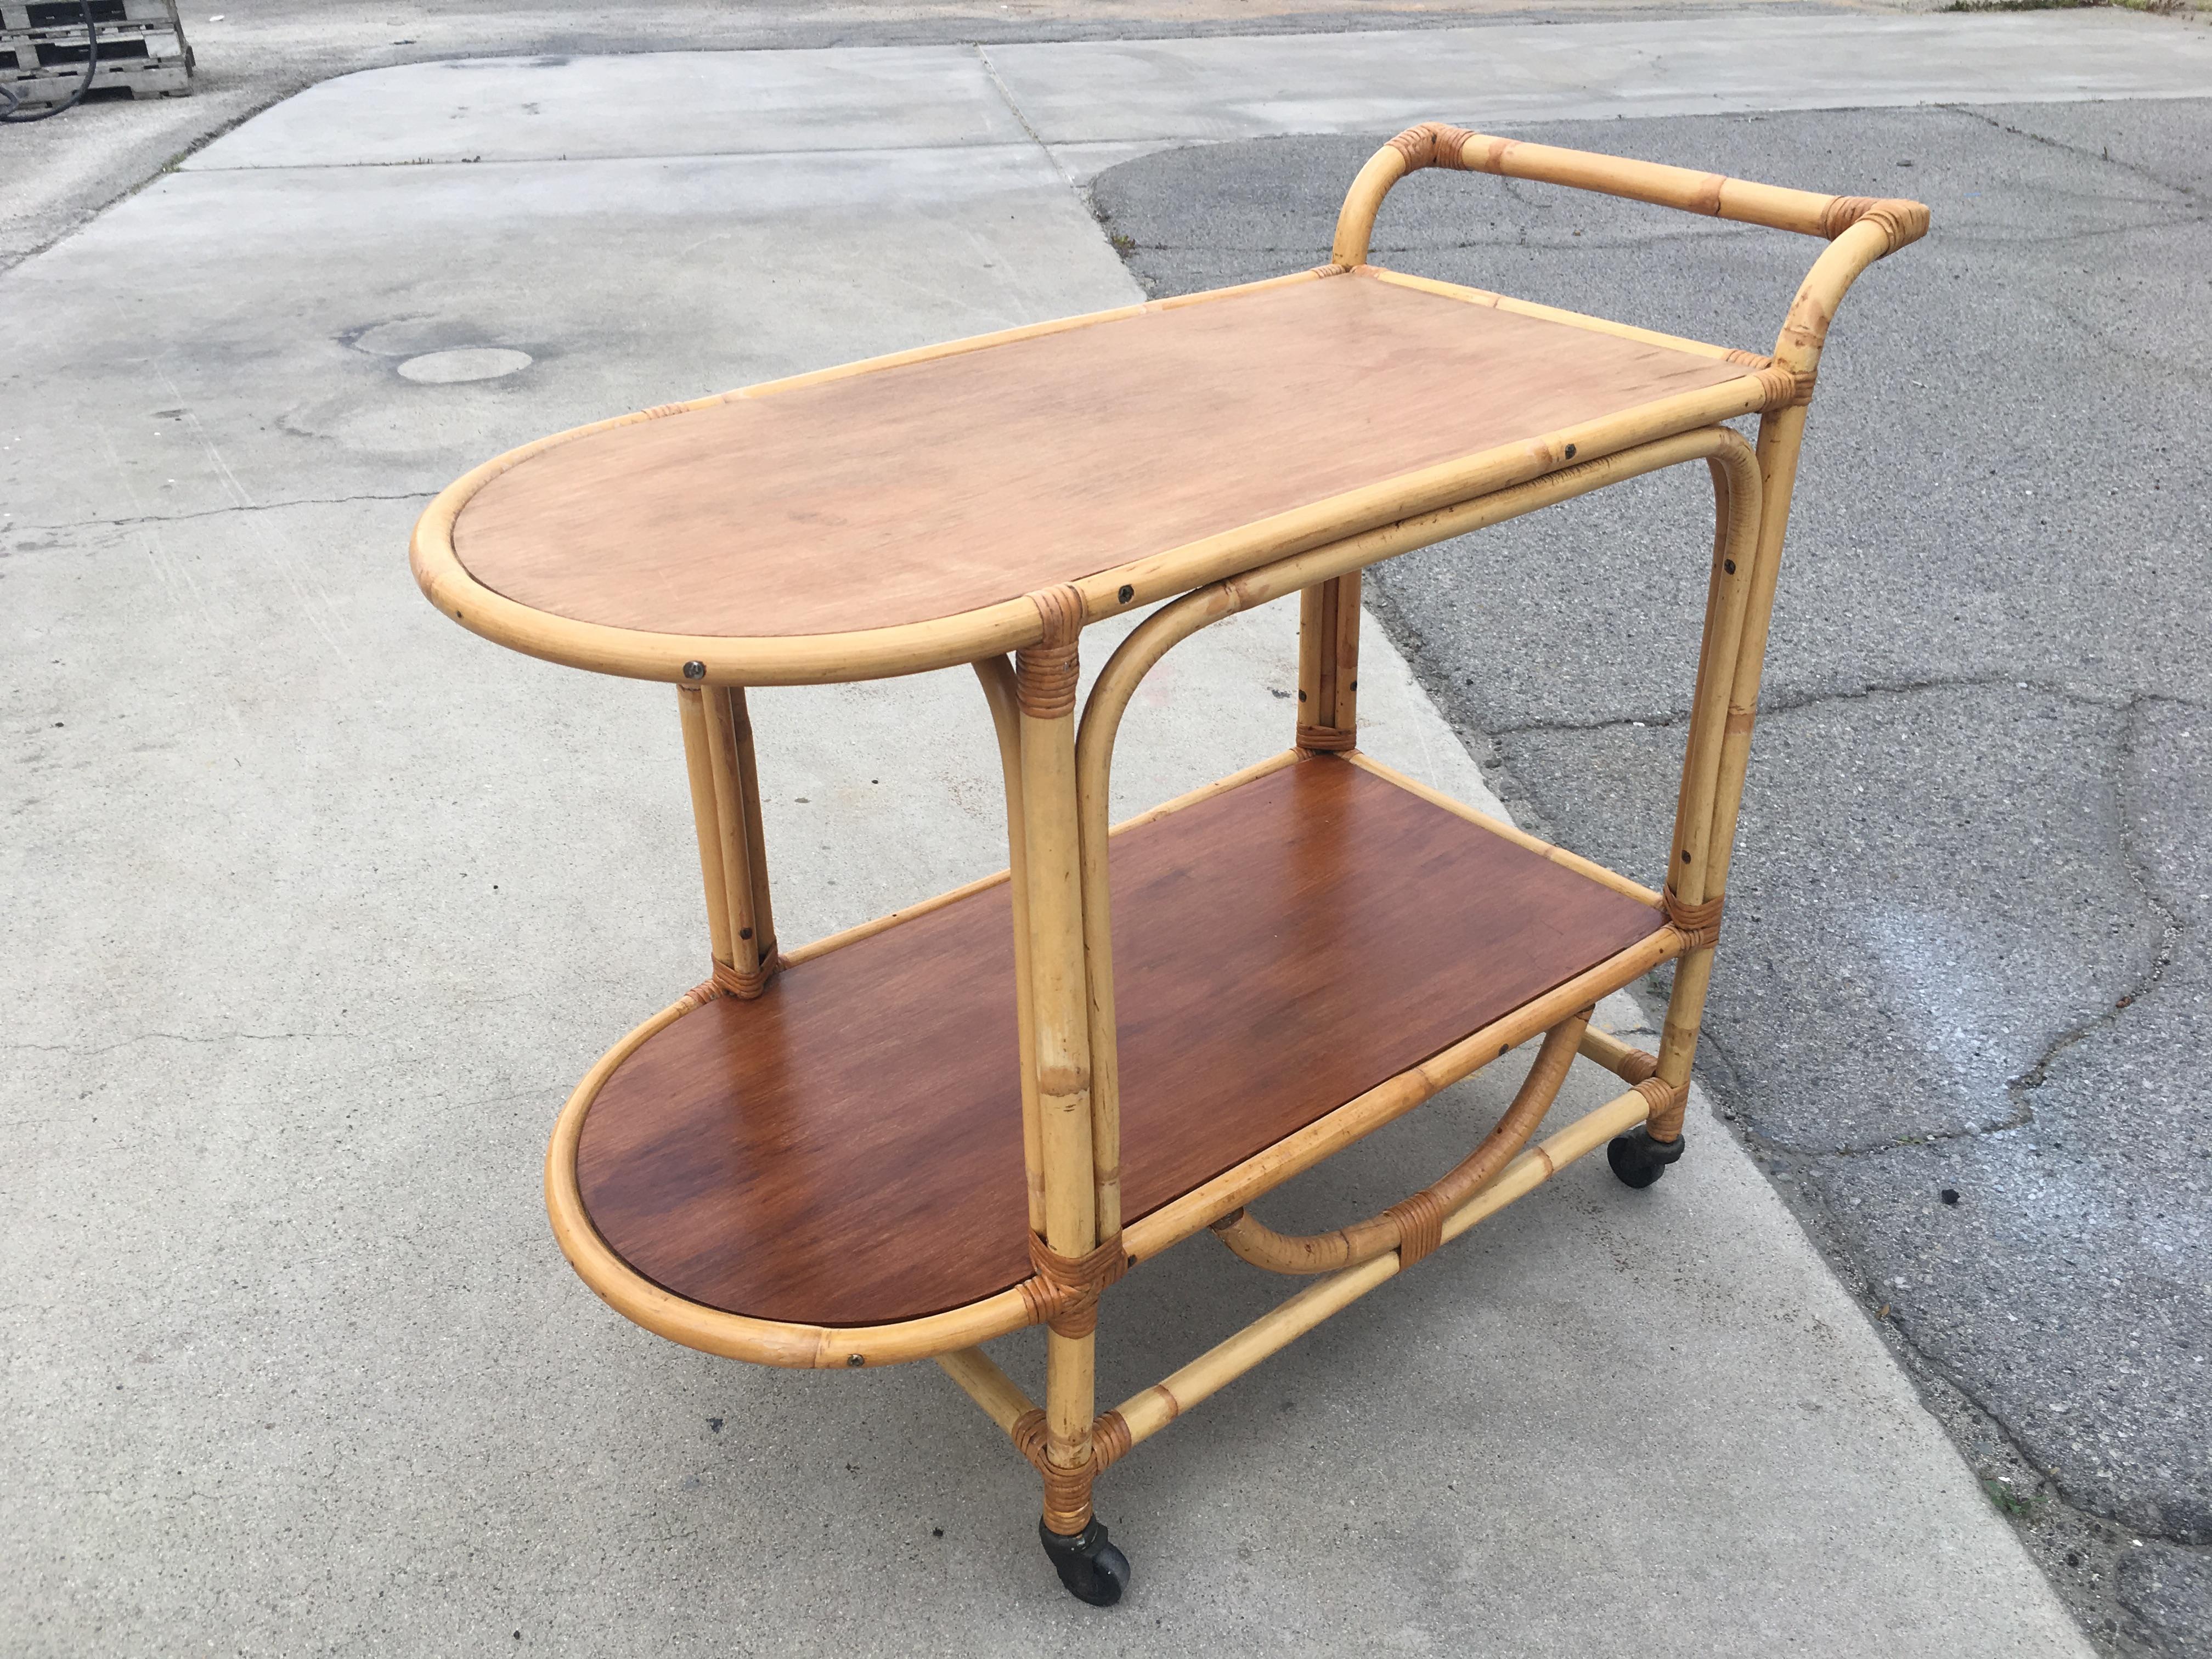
[575,759,1668,1327]
[454,272,1748,640]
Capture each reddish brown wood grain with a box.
[575,758,1666,1326]
[454,272,1745,640]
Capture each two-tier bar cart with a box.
[411,126,1926,1605]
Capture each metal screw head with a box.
[1564,443,1578,459]
[847,1353,866,1368]
[1118,584,1134,604]
[682,660,706,680]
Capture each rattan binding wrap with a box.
[1389,121,1479,172]
[1009,1409,1096,1532]
[1021,1231,1130,1336]
[1296,723,1357,753]
[1820,195,1931,252]
[1091,1408,1134,1471]
[1016,585,1086,719]
[711,956,776,998]
[1612,1043,1661,1086]
[1381,1188,1447,1267]
[674,977,724,1013]
[1634,1075,1682,1115]
[1662,888,1724,950]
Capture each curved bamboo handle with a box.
[1330,120,1927,271]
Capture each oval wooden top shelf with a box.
[413,267,1767,685]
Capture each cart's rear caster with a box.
[1040,1516,1129,1606]
[1607,1125,1685,1189]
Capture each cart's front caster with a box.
[1607,1125,1685,1189]
[1040,1516,1129,1606]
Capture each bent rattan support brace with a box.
[1111,1080,1661,1460]
[1211,1007,1592,1274]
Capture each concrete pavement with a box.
[0,0,1851,271]
[11,15,2198,1656]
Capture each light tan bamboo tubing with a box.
[697,685,776,994]
[1295,572,1360,750]
[675,686,736,971]
[1646,227,1869,1132]
[731,691,775,962]
[1015,638,1103,1528]
[1019,690,1098,1253]
[1331,125,1927,269]
[1577,1023,1659,1086]
[1652,396,1811,1135]
[935,1346,1037,1436]
[1664,453,1759,919]
[974,657,1047,1235]
[1212,1007,1589,1274]
[1113,1081,1655,1451]
[1643,438,1764,1138]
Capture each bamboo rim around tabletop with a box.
[490,122,1929,1561]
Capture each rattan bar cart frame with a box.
[410,125,1927,1605]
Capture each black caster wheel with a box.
[1607,1125,1685,1189]
[1040,1516,1130,1606]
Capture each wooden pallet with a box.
[2,0,190,105]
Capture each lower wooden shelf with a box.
[573,753,1668,1328]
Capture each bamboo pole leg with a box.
[675,686,736,973]
[1295,572,1360,753]
[1644,439,1765,1147]
[698,685,778,997]
[974,657,1046,1234]
[1011,586,1117,1562]
[1651,405,1807,1142]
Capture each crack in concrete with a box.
[2006,692,2188,1101]
[9,491,429,536]
[2040,291,2212,382]
[5,1030,330,1056]
[1953,103,2208,208]
[1488,669,2161,741]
